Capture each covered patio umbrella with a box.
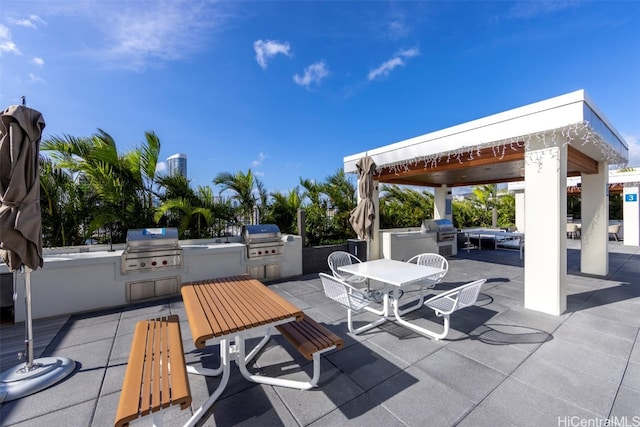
[0,104,75,403]
[349,155,377,260]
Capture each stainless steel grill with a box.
[241,224,284,259]
[423,219,457,242]
[121,228,183,274]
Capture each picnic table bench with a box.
[114,315,190,427]
[115,275,343,426]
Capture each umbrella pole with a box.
[24,267,35,370]
[0,267,76,403]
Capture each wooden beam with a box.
[376,144,525,181]
[568,146,598,174]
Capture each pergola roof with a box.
[344,90,628,187]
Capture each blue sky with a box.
[2,1,639,194]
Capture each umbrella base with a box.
[0,356,76,403]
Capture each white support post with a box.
[514,190,525,232]
[434,185,453,222]
[580,165,609,276]
[623,184,639,246]
[523,141,567,315]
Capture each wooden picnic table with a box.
[180,274,306,427]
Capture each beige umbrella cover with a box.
[0,105,45,272]
[349,156,377,242]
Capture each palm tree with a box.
[380,184,434,228]
[472,184,498,227]
[322,169,357,241]
[264,188,303,234]
[213,169,264,225]
[299,178,329,245]
[40,157,89,246]
[155,174,235,239]
[41,129,162,242]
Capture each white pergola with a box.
[344,90,629,316]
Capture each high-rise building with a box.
[167,153,187,178]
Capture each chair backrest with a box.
[424,279,486,315]
[318,273,371,312]
[567,223,579,233]
[456,279,485,309]
[407,253,449,281]
[327,251,366,283]
[608,224,621,233]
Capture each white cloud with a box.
[29,73,45,84]
[251,152,267,167]
[293,61,329,88]
[0,25,10,39]
[10,15,47,29]
[0,41,21,55]
[387,19,409,40]
[253,40,291,69]
[368,47,419,81]
[32,57,44,66]
[0,25,21,55]
[99,2,227,71]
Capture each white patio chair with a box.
[319,273,383,334]
[422,279,486,340]
[566,223,580,239]
[327,251,367,285]
[608,224,621,241]
[400,253,449,314]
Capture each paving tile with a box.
[553,321,636,360]
[562,311,638,342]
[620,361,640,393]
[8,399,96,427]
[446,326,533,375]
[274,363,365,426]
[456,405,516,427]
[325,339,410,392]
[367,365,475,427]
[366,325,445,365]
[204,385,299,427]
[414,347,507,403]
[308,393,406,427]
[479,377,599,426]
[610,387,640,419]
[533,336,628,383]
[511,353,618,417]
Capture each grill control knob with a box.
[162,260,168,265]
[140,262,146,267]
[151,261,157,266]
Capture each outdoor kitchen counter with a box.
[4,236,302,323]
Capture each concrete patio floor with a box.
[1,240,639,426]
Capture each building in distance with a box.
[167,153,187,178]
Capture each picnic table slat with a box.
[181,275,304,349]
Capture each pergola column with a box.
[623,183,639,246]
[434,185,452,221]
[523,142,567,315]
[580,165,609,275]
[514,190,525,232]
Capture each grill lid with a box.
[423,219,456,232]
[242,224,281,244]
[125,228,179,250]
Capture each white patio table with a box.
[338,258,446,338]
